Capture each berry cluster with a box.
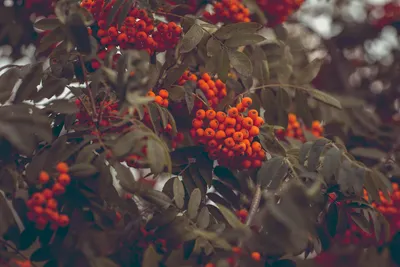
[203,0,251,24]
[256,0,305,26]
[75,98,120,128]
[190,98,265,169]
[177,71,228,109]
[147,89,169,108]
[26,163,71,230]
[81,1,182,65]
[275,113,323,142]
[316,182,400,266]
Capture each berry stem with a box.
[79,54,98,122]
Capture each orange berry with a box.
[238,209,248,218]
[224,137,235,148]
[207,80,216,89]
[216,111,227,123]
[155,96,163,105]
[196,109,206,120]
[254,117,264,127]
[249,126,260,137]
[242,117,254,129]
[159,89,169,98]
[252,160,262,168]
[248,109,258,120]
[52,183,65,196]
[209,119,219,129]
[33,206,44,215]
[192,118,204,129]
[206,89,215,98]
[224,117,236,128]
[235,123,242,131]
[162,99,169,107]
[42,189,53,199]
[147,91,156,97]
[246,146,253,156]
[218,123,226,131]
[215,130,226,140]
[39,171,50,184]
[236,103,245,112]
[251,252,261,261]
[58,214,70,227]
[258,150,266,159]
[58,173,71,186]
[205,263,215,267]
[196,128,204,137]
[242,160,252,169]
[228,107,239,118]
[31,193,46,206]
[56,162,69,173]
[288,113,297,123]
[47,198,58,210]
[204,128,215,138]
[251,142,262,152]
[206,109,216,120]
[241,97,252,107]
[208,139,218,148]
[241,129,250,139]
[202,73,211,82]
[233,132,244,142]
[225,128,236,137]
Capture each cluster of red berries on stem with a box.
[203,0,251,24]
[81,0,182,68]
[316,182,400,266]
[191,97,265,169]
[177,71,228,109]
[26,162,71,231]
[256,0,305,26]
[275,113,323,142]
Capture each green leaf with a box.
[214,22,262,40]
[321,147,342,183]
[225,33,265,47]
[106,0,123,27]
[217,205,245,229]
[34,18,61,31]
[142,245,162,267]
[351,212,371,234]
[168,86,185,101]
[192,229,232,250]
[217,49,230,82]
[350,147,386,160]
[13,63,43,103]
[69,163,98,178]
[46,99,78,114]
[293,58,324,84]
[257,156,288,190]
[299,141,313,165]
[325,203,338,237]
[0,193,17,237]
[301,86,342,109]
[188,188,201,219]
[206,36,222,57]
[147,138,169,174]
[212,180,240,210]
[197,207,210,229]
[0,68,20,104]
[173,177,185,209]
[227,50,252,77]
[307,138,330,171]
[179,24,204,53]
[37,27,65,53]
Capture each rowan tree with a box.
[0,0,399,267]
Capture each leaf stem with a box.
[246,184,261,226]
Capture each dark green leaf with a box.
[0,68,20,104]
[34,18,61,31]
[30,246,53,262]
[225,34,265,47]
[188,188,201,219]
[351,212,371,234]
[179,24,204,53]
[206,36,222,57]
[173,177,185,209]
[257,156,288,189]
[106,0,123,27]
[168,86,185,101]
[217,49,230,82]
[326,203,338,237]
[69,163,98,177]
[142,245,162,267]
[212,180,240,210]
[227,50,252,77]
[321,147,342,183]
[214,22,262,40]
[14,63,43,103]
[37,27,65,53]
[307,138,330,171]
[147,139,169,174]
[46,99,78,114]
[217,205,245,229]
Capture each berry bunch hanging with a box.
[203,0,251,24]
[190,97,265,169]
[275,113,323,142]
[256,0,305,26]
[26,163,71,231]
[81,1,182,69]
[177,71,228,109]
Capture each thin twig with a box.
[246,184,261,226]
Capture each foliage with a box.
[0,0,399,267]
